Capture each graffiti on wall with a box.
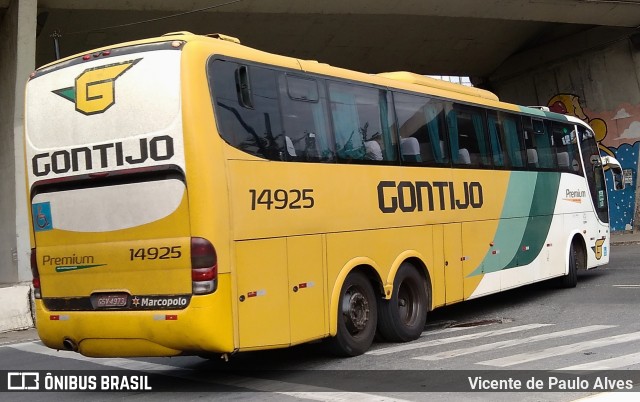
[548,94,640,231]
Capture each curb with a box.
[611,241,640,246]
[0,284,34,333]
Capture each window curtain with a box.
[487,115,503,166]
[503,118,523,167]
[471,113,488,163]
[311,101,332,160]
[379,92,395,161]
[330,90,365,159]
[446,109,459,163]
[535,131,553,168]
[424,104,444,162]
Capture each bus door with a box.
[441,223,463,304]
[236,238,290,349]
[235,235,326,349]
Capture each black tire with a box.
[557,242,578,288]
[327,271,378,356]
[377,263,428,342]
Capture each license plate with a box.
[91,293,129,309]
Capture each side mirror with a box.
[601,155,625,190]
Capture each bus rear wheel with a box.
[327,271,378,356]
[377,263,428,342]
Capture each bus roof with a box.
[34,31,588,129]
[376,71,499,102]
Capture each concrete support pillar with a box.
[0,0,37,284]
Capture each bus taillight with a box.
[30,248,41,299]
[191,237,217,295]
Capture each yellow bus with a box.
[25,32,624,358]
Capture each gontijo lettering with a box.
[31,135,174,177]
[378,180,484,213]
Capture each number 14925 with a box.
[249,189,314,210]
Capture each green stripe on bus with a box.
[468,172,535,276]
[505,172,561,268]
[468,172,561,276]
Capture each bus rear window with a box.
[31,178,185,233]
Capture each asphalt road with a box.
[2,244,640,401]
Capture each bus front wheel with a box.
[557,242,578,288]
[377,263,428,342]
[327,271,378,356]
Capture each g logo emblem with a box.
[592,237,606,260]
[53,58,141,115]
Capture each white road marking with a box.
[558,350,640,371]
[0,338,39,347]
[8,341,410,401]
[419,325,488,337]
[572,392,640,401]
[367,323,552,356]
[414,325,614,361]
[8,340,187,371]
[478,331,640,367]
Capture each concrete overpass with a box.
[4,0,640,77]
[1,0,639,329]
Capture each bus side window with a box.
[522,117,539,168]
[278,74,335,162]
[209,60,285,160]
[534,119,557,169]
[498,112,526,168]
[394,92,449,165]
[447,104,491,168]
[552,122,582,175]
[328,82,397,163]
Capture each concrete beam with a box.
[36,0,640,27]
[30,9,557,76]
[489,25,637,81]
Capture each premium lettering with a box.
[566,189,586,198]
[32,135,174,177]
[42,254,94,266]
[377,180,484,213]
